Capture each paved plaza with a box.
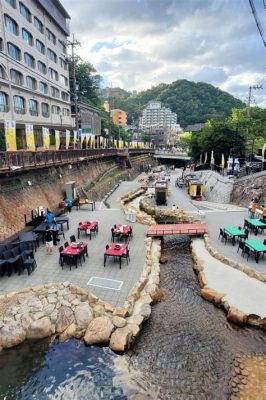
[0,181,147,307]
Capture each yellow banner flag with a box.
[55,130,60,150]
[5,120,17,152]
[66,129,70,150]
[42,127,50,150]
[73,130,77,148]
[25,124,35,151]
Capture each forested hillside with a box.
[106,80,245,128]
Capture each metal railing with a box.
[0,148,154,173]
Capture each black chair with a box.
[70,235,76,243]
[64,241,69,248]
[218,228,224,241]
[245,245,255,261]
[237,240,245,256]
[120,232,130,243]
[129,226,133,239]
[223,232,232,245]
[263,239,266,245]
[57,228,65,241]
[58,246,64,267]
[111,228,120,242]
[19,242,34,259]
[2,250,21,276]
[244,229,249,240]
[238,226,242,230]
[21,252,36,275]
[121,248,130,265]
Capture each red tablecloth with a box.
[114,224,131,235]
[104,243,128,257]
[79,220,98,231]
[61,243,87,256]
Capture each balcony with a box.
[29,110,38,116]
[14,107,26,114]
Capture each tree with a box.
[179,131,192,149]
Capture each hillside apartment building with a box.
[0,0,72,147]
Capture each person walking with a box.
[46,210,55,226]
[44,226,53,254]
[65,197,73,213]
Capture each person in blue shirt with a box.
[65,198,73,213]
[46,210,55,225]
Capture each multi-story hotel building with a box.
[111,108,127,127]
[0,0,72,148]
[139,101,177,129]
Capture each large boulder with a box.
[59,323,76,342]
[26,317,53,339]
[109,326,133,352]
[55,306,75,333]
[0,321,26,348]
[227,307,247,326]
[74,303,93,333]
[84,316,114,345]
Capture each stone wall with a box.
[0,155,155,241]
[230,171,266,207]
[196,170,234,204]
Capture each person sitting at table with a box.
[46,210,55,226]
[65,197,73,213]
[44,225,53,254]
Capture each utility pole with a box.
[232,122,238,176]
[247,85,263,117]
[67,34,80,133]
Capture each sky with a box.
[61,0,266,107]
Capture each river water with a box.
[0,237,265,400]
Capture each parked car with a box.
[248,161,262,172]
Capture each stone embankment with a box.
[0,238,161,352]
[231,171,266,207]
[191,238,266,329]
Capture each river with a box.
[0,237,265,399]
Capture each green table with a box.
[224,226,246,246]
[244,239,266,263]
[244,218,266,235]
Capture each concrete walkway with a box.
[192,238,266,318]
[0,181,147,307]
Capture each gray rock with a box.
[26,317,52,340]
[74,303,93,332]
[84,316,114,345]
[55,306,75,333]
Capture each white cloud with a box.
[61,0,266,106]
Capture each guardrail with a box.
[0,148,154,173]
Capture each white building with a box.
[0,0,72,147]
[139,101,177,129]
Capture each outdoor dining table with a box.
[33,222,59,244]
[56,216,69,230]
[244,218,266,235]
[78,220,98,239]
[244,239,266,263]
[114,224,131,235]
[104,243,128,269]
[224,226,246,246]
[61,242,88,268]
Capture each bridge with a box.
[154,152,191,163]
[0,148,154,175]
[147,223,207,237]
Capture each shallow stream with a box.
[0,237,265,399]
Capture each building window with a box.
[48,67,58,81]
[10,68,23,85]
[22,28,33,46]
[62,108,70,116]
[19,2,31,22]
[26,76,36,90]
[4,14,18,35]
[51,105,60,114]
[0,38,3,52]
[51,86,59,98]
[29,99,38,116]
[13,95,25,114]
[59,57,68,71]
[46,28,56,45]
[37,60,46,74]
[61,91,69,101]
[39,81,48,94]
[5,0,16,8]
[60,74,68,86]
[24,52,35,68]
[58,40,66,54]
[47,48,57,63]
[7,42,21,60]
[34,16,43,33]
[0,65,6,79]
[36,39,45,54]
[41,102,49,117]
[0,91,9,112]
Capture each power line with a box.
[249,0,266,47]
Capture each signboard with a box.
[4,120,16,152]
[42,127,50,150]
[25,124,35,151]
[55,130,60,151]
